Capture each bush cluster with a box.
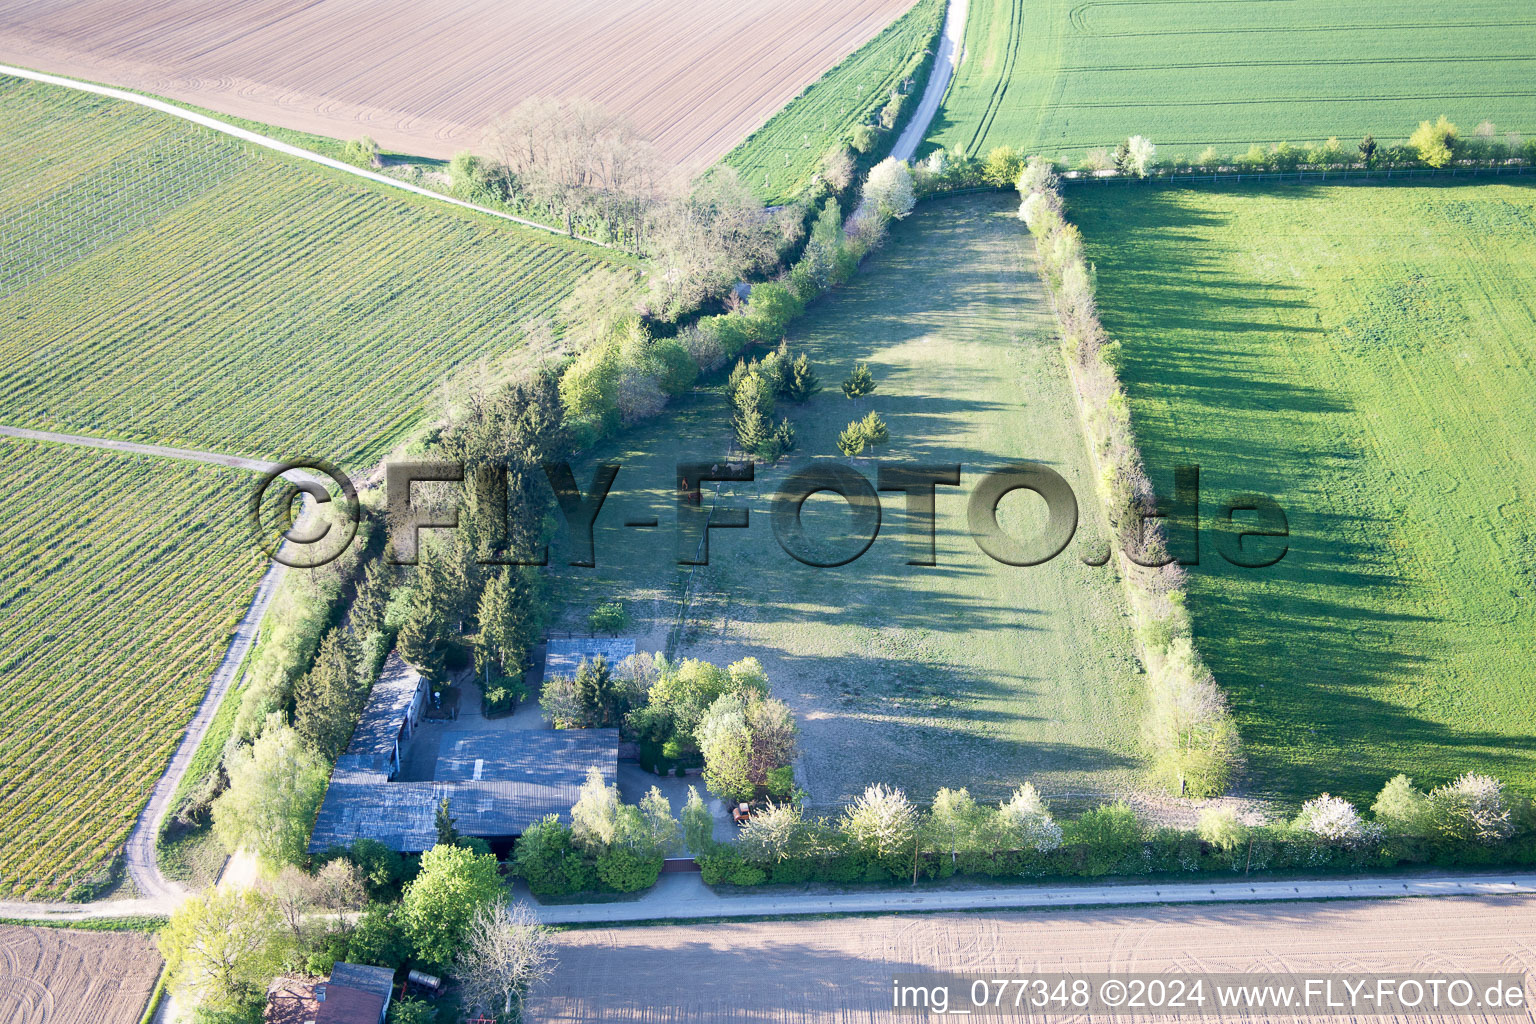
[695,775,1536,891]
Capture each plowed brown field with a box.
[0,926,160,1024]
[0,0,916,172]
[532,896,1536,1022]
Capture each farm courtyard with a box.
[552,194,1145,809]
[1073,181,1536,804]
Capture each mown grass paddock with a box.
[551,194,1145,809]
[0,76,609,468]
[1072,180,1536,804]
[0,438,265,898]
[925,0,1536,163]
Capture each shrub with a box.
[840,783,917,862]
[511,815,595,897]
[596,846,664,892]
[850,124,877,154]
[1294,794,1371,846]
[698,845,767,885]
[1427,773,1515,844]
[342,135,381,169]
[982,146,1025,187]
[994,783,1062,853]
[862,158,916,219]
[1371,774,1432,836]
[588,600,629,634]
[1196,807,1246,852]
[1409,116,1459,168]
[1067,803,1142,874]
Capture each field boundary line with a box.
[0,63,616,250]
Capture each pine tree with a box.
[735,405,771,458]
[434,796,459,847]
[859,410,889,449]
[786,353,821,403]
[840,362,875,402]
[294,629,364,760]
[837,421,867,457]
[574,656,615,727]
[476,567,533,678]
[771,417,796,456]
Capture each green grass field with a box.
[551,195,1144,808]
[0,76,609,468]
[722,0,944,203]
[0,438,266,898]
[1071,181,1536,804]
[927,0,1536,163]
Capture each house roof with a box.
[313,983,384,1024]
[327,963,395,1006]
[342,652,425,774]
[544,637,636,678]
[308,729,619,852]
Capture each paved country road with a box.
[526,870,1536,926]
[890,0,968,163]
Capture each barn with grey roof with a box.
[308,641,625,854]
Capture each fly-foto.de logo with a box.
[249,459,1288,571]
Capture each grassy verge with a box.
[722,0,946,202]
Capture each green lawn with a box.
[722,0,944,203]
[0,76,609,468]
[552,195,1144,808]
[1071,181,1536,804]
[0,438,266,898]
[926,0,1536,162]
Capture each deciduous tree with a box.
[213,715,327,868]
[457,901,557,1021]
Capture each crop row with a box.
[0,438,267,898]
[0,78,609,468]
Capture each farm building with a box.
[308,729,619,852]
[266,961,395,1023]
[308,639,629,853]
[335,651,429,780]
[545,636,636,676]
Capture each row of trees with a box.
[699,771,1536,889]
[915,118,1536,192]
[1016,157,1241,798]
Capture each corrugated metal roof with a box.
[545,637,636,678]
[308,729,618,853]
[341,652,424,774]
[327,963,395,1006]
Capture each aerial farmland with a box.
[1,0,1535,1019]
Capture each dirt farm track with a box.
[532,895,1536,1022]
[0,0,917,171]
[0,926,161,1024]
